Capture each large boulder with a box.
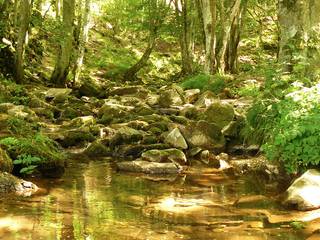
[194,90,216,108]
[98,100,134,123]
[116,160,182,174]
[181,120,225,151]
[45,88,72,102]
[164,128,188,150]
[141,148,187,165]
[282,169,320,210]
[0,147,13,172]
[79,77,104,98]
[0,172,38,196]
[158,87,184,107]
[202,100,234,130]
[109,126,144,146]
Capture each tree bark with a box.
[278,0,320,74]
[50,0,75,87]
[73,0,91,86]
[174,0,193,76]
[14,0,31,83]
[200,0,216,74]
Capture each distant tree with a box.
[14,0,31,83]
[278,0,320,75]
[50,0,75,87]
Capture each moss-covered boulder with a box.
[109,126,144,146]
[181,120,225,151]
[79,77,105,98]
[202,101,234,130]
[0,147,13,172]
[158,87,184,107]
[84,140,111,157]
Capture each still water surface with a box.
[0,160,310,239]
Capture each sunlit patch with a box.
[0,217,32,231]
[159,196,213,212]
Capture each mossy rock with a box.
[59,128,96,147]
[0,147,13,172]
[84,140,111,157]
[202,101,234,130]
[141,148,187,165]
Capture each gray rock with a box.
[164,128,188,149]
[283,169,320,210]
[0,172,38,196]
[159,88,184,107]
[116,160,182,174]
[46,88,72,102]
[194,90,216,108]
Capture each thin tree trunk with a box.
[14,0,31,83]
[50,0,75,87]
[123,25,157,80]
[73,0,91,85]
[217,0,241,73]
[201,0,216,74]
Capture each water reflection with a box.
[0,161,314,239]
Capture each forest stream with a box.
[0,159,310,240]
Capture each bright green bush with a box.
[180,73,227,94]
[246,80,320,173]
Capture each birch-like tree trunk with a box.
[278,0,320,74]
[200,0,216,74]
[73,0,91,85]
[50,0,75,87]
[14,0,31,83]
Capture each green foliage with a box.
[0,133,64,175]
[13,154,42,174]
[0,75,29,105]
[180,73,227,94]
[245,72,320,173]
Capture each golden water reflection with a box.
[0,161,317,239]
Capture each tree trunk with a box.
[123,0,164,80]
[200,0,216,74]
[14,0,31,83]
[73,0,91,86]
[50,0,75,87]
[217,0,243,74]
[278,0,320,74]
[175,0,193,76]
[123,25,157,80]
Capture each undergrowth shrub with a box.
[180,73,227,94]
[244,76,320,173]
[0,116,64,175]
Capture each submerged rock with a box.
[0,172,38,196]
[116,160,182,174]
[283,169,320,210]
[142,148,187,165]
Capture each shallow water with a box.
[0,160,313,240]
